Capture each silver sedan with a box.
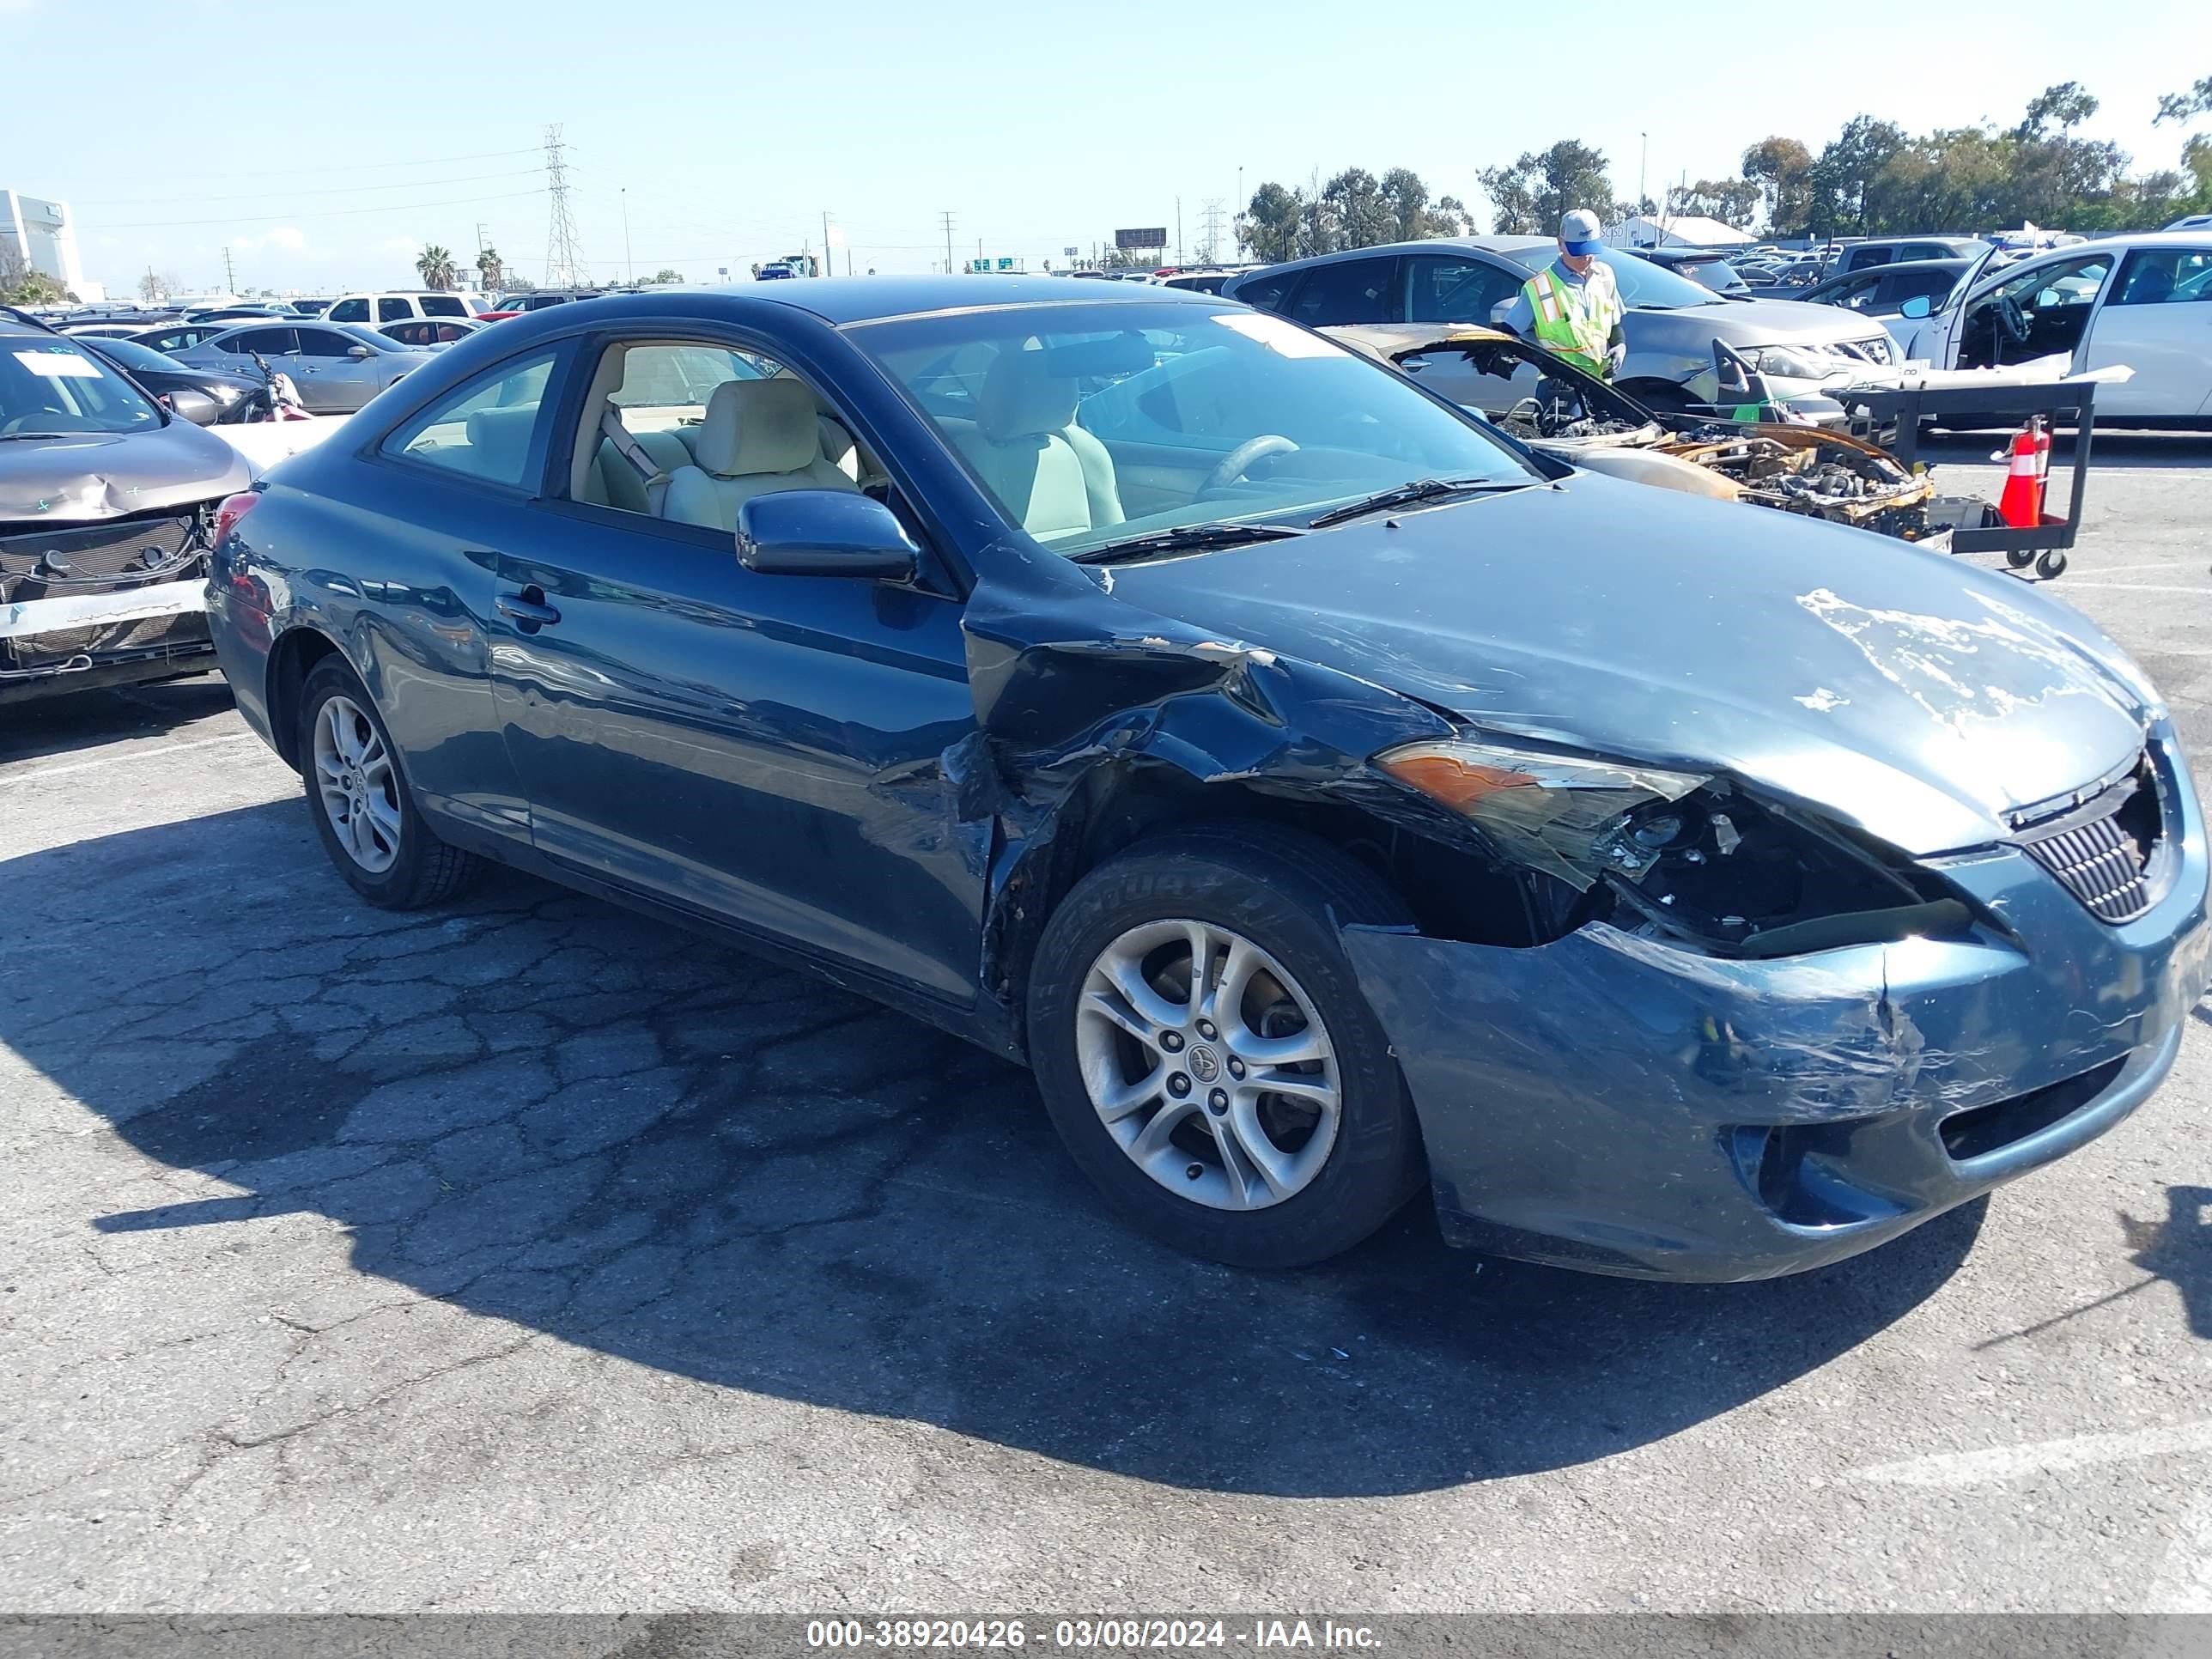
[171,321,430,414]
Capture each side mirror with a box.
[165,388,222,426]
[1899,294,1933,319]
[347,343,374,359]
[737,490,920,580]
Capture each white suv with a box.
[324,290,492,326]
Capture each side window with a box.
[1287,258,1399,326]
[610,343,773,413]
[231,327,295,355]
[1395,344,1548,418]
[1850,246,1894,271]
[377,297,415,322]
[327,298,368,322]
[2111,249,2209,305]
[1407,256,1522,325]
[1998,253,2112,311]
[295,329,360,359]
[420,295,466,317]
[576,341,874,523]
[381,349,560,488]
[1231,273,1293,313]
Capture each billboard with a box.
[1114,228,1167,250]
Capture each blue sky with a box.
[3,0,2206,296]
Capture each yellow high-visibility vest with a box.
[1523,262,1623,376]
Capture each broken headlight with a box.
[1741,344,1845,383]
[1377,738,1970,957]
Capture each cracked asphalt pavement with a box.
[3,440,2209,1613]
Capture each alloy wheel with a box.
[311,694,402,874]
[1073,918,1340,1211]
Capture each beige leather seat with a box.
[948,349,1123,540]
[461,404,541,482]
[580,426,696,512]
[661,379,858,531]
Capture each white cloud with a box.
[234,226,308,254]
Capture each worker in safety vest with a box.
[1499,208,1626,379]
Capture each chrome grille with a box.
[2013,757,2164,923]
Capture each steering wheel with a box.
[1994,295,2032,344]
[1199,434,1298,498]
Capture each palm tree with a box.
[475,245,502,289]
[415,244,459,291]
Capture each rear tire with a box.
[296,656,477,909]
[1027,823,1425,1268]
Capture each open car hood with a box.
[1103,476,2154,856]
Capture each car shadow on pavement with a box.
[0,674,234,768]
[5,799,1988,1498]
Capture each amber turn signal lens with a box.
[1378,750,1540,812]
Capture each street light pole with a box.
[621,188,634,283]
[1639,133,1648,213]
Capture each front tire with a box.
[1027,824,1425,1267]
[296,656,476,909]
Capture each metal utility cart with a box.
[1831,377,2101,580]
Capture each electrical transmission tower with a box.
[1197,200,1226,265]
[940,210,957,274]
[542,124,586,289]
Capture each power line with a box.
[51,146,545,188]
[75,167,546,210]
[542,125,586,289]
[941,210,956,275]
[93,188,549,231]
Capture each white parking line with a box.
[2058,584,2212,596]
[1850,1419,2212,1487]
[0,731,261,787]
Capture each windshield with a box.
[1,338,162,434]
[86,337,186,375]
[1674,258,1748,295]
[850,301,1540,557]
[1495,246,1726,309]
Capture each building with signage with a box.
[2,190,96,300]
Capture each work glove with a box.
[1605,342,1627,378]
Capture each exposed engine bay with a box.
[1327,325,1945,544]
[0,505,219,696]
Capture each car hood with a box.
[0,421,250,525]
[1651,296,1889,346]
[1103,476,2155,856]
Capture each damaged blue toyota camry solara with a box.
[205,278,2210,1279]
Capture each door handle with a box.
[495,586,561,627]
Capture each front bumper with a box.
[2,510,216,704]
[1345,733,2211,1281]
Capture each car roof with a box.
[612,274,1221,325]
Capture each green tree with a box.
[1244,181,1302,264]
[2018,81,2099,140]
[649,267,684,284]
[2154,73,2212,126]
[475,245,503,289]
[1323,167,1395,248]
[0,244,70,306]
[414,244,459,290]
[1479,141,1613,237]
[1670,179,1760,230]
[1811,116,1906,234]
[1741,137,1814,235]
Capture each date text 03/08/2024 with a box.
[805,1620,1383,1650]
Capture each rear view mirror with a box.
[1899,295,1933,319]
[348,344,374,359]
[737,490,920,580]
